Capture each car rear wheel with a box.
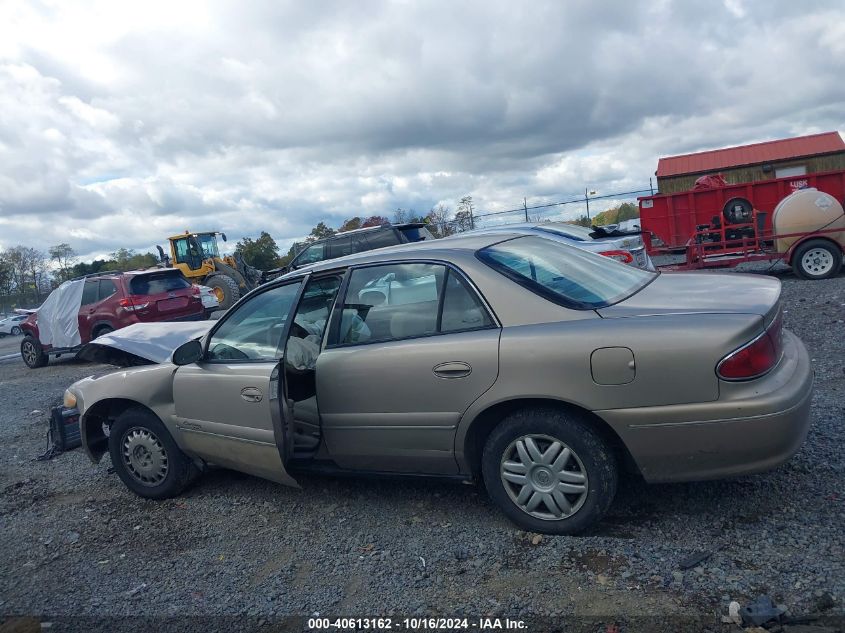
[20,336,49,369]
[11,326,21,336]
[793,239,842,280]
[205,274,240,310]
[482,407,618,535]
[108,408,199,499]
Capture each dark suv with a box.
[21,268,204,368]
[284,223,434,272]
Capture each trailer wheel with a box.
[792,239,843,280]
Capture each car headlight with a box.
[63,389,77,409]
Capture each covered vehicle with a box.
[21,269,205,368]
[65,233,812,534]
[456,221,655,270]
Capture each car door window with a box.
[286,276,342,369]
[440,270,493,332]
[98,279,117,301]
[329,236,353,259]
[364,229,399,250]
[81,281,99,306]
[206,283,301,361]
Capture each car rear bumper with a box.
[598,329,813,483]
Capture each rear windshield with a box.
[477,236,656,309]
[130,271,191,295]
[534,223,594,242]
[398,225,435,242]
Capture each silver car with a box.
[458,221,655,270]
[65,233,812,534]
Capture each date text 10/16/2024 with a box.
[307,617,527,630]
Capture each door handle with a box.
[241,387,263,403]
[433,361,472,379]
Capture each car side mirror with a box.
[172,340,203,366]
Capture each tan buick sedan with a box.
[64,233,813,534]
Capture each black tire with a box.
[792,239,843,280]
[11,326,21,336]
[205,274,241,310]
[482,407,618,535]
[93,325,114,339]
[722,197,753,225]
[108,407,199,500]
[20,336,49,369]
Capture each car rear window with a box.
[535,224,593,242]
[477,236,656,309]
[130,271,191,295]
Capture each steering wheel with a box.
[208,343,249,361]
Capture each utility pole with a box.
[585,188,591,221]
[523,197,528,221]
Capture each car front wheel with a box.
[11,326,21,336]
[482,407,618,535]
[108,408,199,499]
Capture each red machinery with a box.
[656,188,845,280]
[639,168,845,253]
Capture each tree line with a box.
[1,198,639,311]
[0,243,161,311]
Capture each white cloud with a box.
[0,0,843,260]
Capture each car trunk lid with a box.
[598,272,781,321]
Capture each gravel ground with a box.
[1,268,843,632]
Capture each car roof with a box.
[286,231,524,277]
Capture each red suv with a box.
[21,269,204,368]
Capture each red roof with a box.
[656,131,845,178]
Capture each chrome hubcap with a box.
[801,249,833,275]
[500,434,588,521]
[122,428,168,486]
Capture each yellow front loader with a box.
[156,231,263,310]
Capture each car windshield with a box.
[534,223,594,242]
[477,236,656,309]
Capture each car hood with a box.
[598,272,781,318]
[77,321,214,366]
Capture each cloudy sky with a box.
[1,0,844,261]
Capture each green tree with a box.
[592,202,640,226]
[234,231,281,270]
[307,222,336,243]
[570,214,592,228]
[338,217,362,232]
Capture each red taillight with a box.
[599,249,634,265]
[119,296,150,312]
[717,311,784,380]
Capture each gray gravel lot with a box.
[1,268,843,631]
